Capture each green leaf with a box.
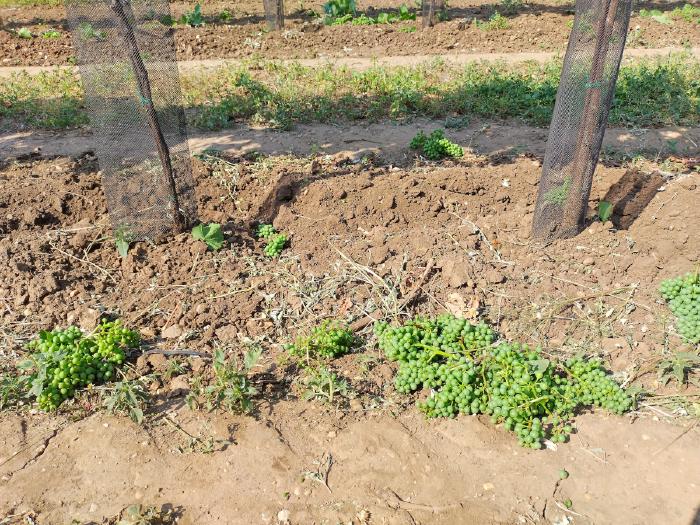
[535,358,550,375]
[115,237,130,258]
[244,347,262,371]
[597,200,613,222]
[192,223,224,251]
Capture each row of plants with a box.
[2,54,698,131]
[2,270,696,446]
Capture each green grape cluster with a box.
[376,314,632,449]
[25,320,140,411]
[256,223,276,239]
[256,223,288,257]
[264,233,288,257]
[287,321,357,360]
[409,129,463,160]
[660,272,700,344]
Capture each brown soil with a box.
[0,132,699,523]
[1,0,699,66]
[3,119,699,163]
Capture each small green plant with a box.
[410,129,463,160]
[115,226,135,258]
[114,504,176,525]
[352,13,377,24]
[300,365,349,404]
[192,222,224,251]
[330,3,415,25]
[639,8,672,24]
[16,27,33,38]
[657,351,700,386]
[41,29,61,38]
[659,272,700,344]
[286,321,358,361]
[187,347,260,414]
[597,200,613,222]
[101,373,151,424]
[180,3,204,26]
[0,372,30,410]
[256,223,287,257]
[400,25,417,32]
[21,320,140,411]
[78,22,106,40]
[474,11,509,30]
[219,9,234,22]
[500,0,523,14]
[324,0,355,19]
[543,177,571,205]
[671,3,700,23]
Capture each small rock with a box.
[349,398,363,412]
[161,324,183,339]
[485,269,505,284]
[79,308,101,330]
[135,354,149,373]
[190,357,206,373]
[440,257,471,288]
[147,353,168,370]
[168,375,190,397]
[482,482,495,491]
[277,509,290,524]
[582,257,595,266]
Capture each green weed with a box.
[15,27,33,39]
[100,374,151,424]
[3,55,700,131]
[41,29,62,38]
[300,364,350,404]
[186,347,260,414]
[544,177,571,205]
[181,3,204,27]
[638,8,672,24]
[474,11,509,30]
[671,3,700,23]
[658,351,700,387]
[0,372,30,410]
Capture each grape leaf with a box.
[598,200,613,222]
[192,223,224,251]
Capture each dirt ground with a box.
[1,0,699,66]
[0,126,699,524]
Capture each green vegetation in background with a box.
[1,54,698,131]
[0,0,61,6]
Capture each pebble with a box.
[485,269,505,284]
[161,324,183,339]
[582,257,595,266]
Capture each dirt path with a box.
[1,46,697,78]
[2,408,699,525]
[3,119,698,165]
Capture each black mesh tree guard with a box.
[531,0,632,241]
[65,0,197,242]
[264,0,285,30]
[422,0,445,27]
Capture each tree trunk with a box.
[531,0,632,241]
[110,0,185,232]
